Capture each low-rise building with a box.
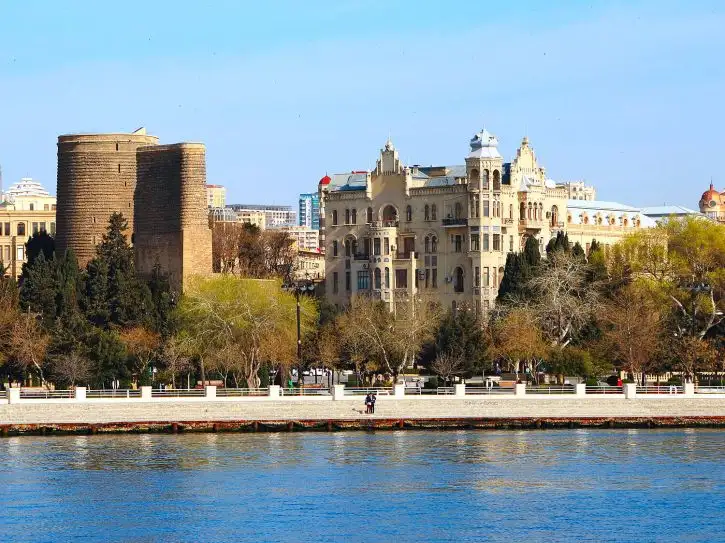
[641,205,703,222]
[0,178,56,276]
[295,249,325,281]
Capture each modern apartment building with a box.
[319,130,654,313]
[298,192,320,229]
[284,225,320,252]
[206,184,226,208]
[228,204,296,229]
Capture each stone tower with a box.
[134,143,212,292]
[56,129,159,266]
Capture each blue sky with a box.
[1,0,723,208]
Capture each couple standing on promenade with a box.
[365,393,377,414]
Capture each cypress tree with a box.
[572,242,586,260]
[19,252,57,328]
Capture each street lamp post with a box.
[282,274,316,388]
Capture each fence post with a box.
[683,382,695,397]
[268,385,280,399]
[575,383,586,397]
[75,386,87,401]
[205,385,217,399]
[7,388,20,404]
[454,384,466,397]
[332,384,346,401]
[140,386,152,401]
[514,383,526,396]
[394,384,405,398]
[624,383,637,399]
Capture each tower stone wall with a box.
[134,143,212,291]
[56,132,159,266]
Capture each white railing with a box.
[344,387,393,396]
[86,389,141,399]
[151,389,205,398]
[636,385,682,395]
[19,389,74,399]
[216,388,269,397]
[585,386,624,395]
[526,386,576,395]
[695,386,725,394]
[281,387,331,396]
[466,387,515,395]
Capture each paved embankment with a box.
[2,397,725,433]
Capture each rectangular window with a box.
[483,200,490,217]
[4,246,9,262]
[509,235,514,252]
[16,246,24,261]
[432,268,438,288]
[345,271,351,292]
[493,234,501,251]
[40,222,46,232]
[373,238,381,256]
[3,223,8,236]
[32,222,39,234]
[483,234,490,251]
[395,269,408,289]
[44,204,49,211]
[454,235,462,253]
[333,240,338,257]
[471,234,479,251]
[484,267,490,287]
[425,269,430,288]
[384,237,390,255]
[363,237,371,256]
[474,266,480,287]
[332,272,339,294]
[357,270,370,290]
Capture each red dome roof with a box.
[319,174,331,185]
[701,183,721,203]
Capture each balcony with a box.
[518,218,545,230]
[502,217,515,225]
[353,253,370,261]
[442,217,468,227]
[370,220,399,228]
[394,251,417,260]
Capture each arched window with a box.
[424,236,430,254]
[374,268,381,289]
[454,202,462,219]
[431,236,438,253]
[498,267,505,287]
[351,209,357,224]
[366,207,373,223]
[454,266,464,293]
[384,267,390,289]
[623,217,629,227]
[539,203,543,221]
[493,170,501,191]
[332,240,338,256]
[520,202,525,221]
[527,203,532,220]
[382,205,397,223]
[470,168,480,185]
[509,204,513,219]
[482,169,490,190]
[17,222,25,236]
[406,205,412,222]
[424,204,430,221]
[551,205,559,227]
[345,209,350,224]
[431,204,437,220]
[332,210,338,226]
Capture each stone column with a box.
[140,386,152,401]
[7,388,20,404]
[332,384,346,401]
[75,387,87,401]
[454,384,466,397]
[514,383,526,396]
[575,383,586,397]
[268,385,281,399]
[623,383,637,399]
[205,385,217,399]
[393,384,405,398]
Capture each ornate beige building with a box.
[320,130,653,313]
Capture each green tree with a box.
[498,236,542,302]
[19,252,57,328]
[546,231,570,256]
[426,307,487,377]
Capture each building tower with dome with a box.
[699,183,725,223]
[318,128,654,315]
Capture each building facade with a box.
[0,179,57,277]
[298,192,320,229]
[320,130,652,313]
[699,183,725,223]
[206,184,226,208]
[560,181,596,201]
[228,204,297,229]
[284,225,320,252]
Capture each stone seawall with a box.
[2,398,725,434]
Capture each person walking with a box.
[370,392,377,414]
[365,393,371,414]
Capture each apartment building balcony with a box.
[353,253,370,261]
[518,217,545,230]
[442,217,468,227]
[393,251,417,260]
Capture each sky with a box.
[1,0,724,209]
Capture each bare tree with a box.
[10,311,50,386]
[431,351,465,386]
[51,351,91,388]
[160,336,193,388]
[489,307,548,382]
[119,326,161,386]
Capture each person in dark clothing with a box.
[365,393,371,414]
[370,393,377,414]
